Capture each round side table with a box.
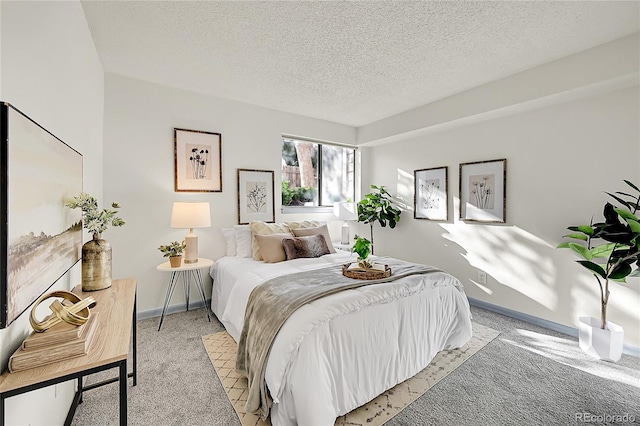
[156,257,213,331]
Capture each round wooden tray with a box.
[342,263,391,280]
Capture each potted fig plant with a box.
[557,180,639,362]
[158,241,187,268]
[357,185,402,254]
[352,235,373,269]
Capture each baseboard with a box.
[467,297,640,358]
[137,299,211,321]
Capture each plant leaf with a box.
[569,243,592,260]
[568,225,594,236]
[625,218,640,234]
[615,191,636,198]
[606,192,631,209]
[615,208,638,221]
[557,242,571,249]
[577,260,606,278]
[562,233,588,241]
[604,203,621,224]
[609,262,632,280]
[600,224,633,244]
[624,179,640,193]
[590,243,617,259]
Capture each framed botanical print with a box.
[237,169,275,224]
[459,158,507,223]
[174,128,222,192]
[414,166,448,221]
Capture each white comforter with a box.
[210,252,472,426]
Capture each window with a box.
[281,137,355,209]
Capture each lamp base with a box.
[184,231,198,264]
[340,222,350,245]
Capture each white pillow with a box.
[221,228,237,257]
[234,225,253,258]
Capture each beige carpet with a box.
[202,322,500,426]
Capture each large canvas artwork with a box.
[0,103,83,327]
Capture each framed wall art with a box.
[174,128,222,192]
[237,169,275,224]
[459,158,507,223]
[414,166,448,221]
[0,102,83,328]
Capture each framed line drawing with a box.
[237,169,275,224]
[414,166,448,221]
[0,102,83,328]
[459,158,507,223]
[174,128,222,192]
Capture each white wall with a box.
[102,74,355,315]
[0,1,104,424]
[361,86,640,347]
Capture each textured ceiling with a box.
[81,1,639,127]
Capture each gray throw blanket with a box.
[236,258,441,420]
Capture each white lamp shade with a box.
[333,202,358,221]
[170,202,211,229]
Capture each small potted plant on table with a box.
[352,235,373,269]
[158,241,187,268]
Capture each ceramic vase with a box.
[82,233,112,291]
[578,316,624,362]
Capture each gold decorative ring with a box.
[29,291,97,332]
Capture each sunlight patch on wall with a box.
[470,279,493,295]
[441,222,558,310]
[395,168,414,211]
[572,279,640,331]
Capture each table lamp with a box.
[171,202,211,263]
[333,202,358,245]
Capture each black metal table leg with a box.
[158,272,179,331]
[132,292,137,386]
[119,360,127,425]
[1,394,5,426]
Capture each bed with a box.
[210,233,472,426]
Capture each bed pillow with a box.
[286,220,322,232]
[221,228,237,257]
[282,234,331,260]
[255,233,292,263]
[250,221,291,260]
[291,224,336,253]
[234,224,253,258]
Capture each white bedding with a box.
[210,252,472,426]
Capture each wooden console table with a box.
[0,277,137,426]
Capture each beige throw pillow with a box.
[250,221,291,260]
[255,233,292,263]
[291,224,336,253]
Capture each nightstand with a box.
[156,257,213,331]
[333,242,353,252]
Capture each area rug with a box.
[202,322,500,426]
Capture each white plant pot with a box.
[578,316,624,362]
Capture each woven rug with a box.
[202,322,499,426]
